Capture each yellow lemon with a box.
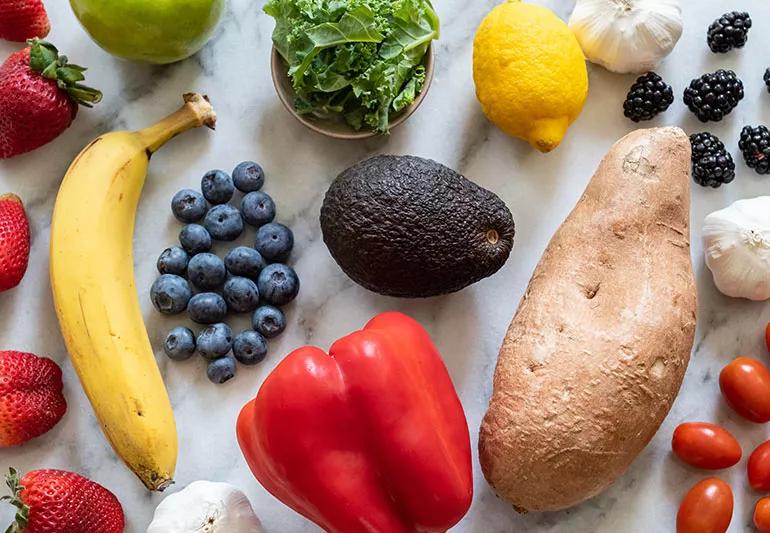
[473,0,588,153]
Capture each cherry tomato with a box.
[676,478,733,533]
[749,441,770,491]
[672,422,741,469]
[754,497,770,533]
[719,357,770,423]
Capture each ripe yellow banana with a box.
[50,94,216,491]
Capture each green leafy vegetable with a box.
[265,0,439,134]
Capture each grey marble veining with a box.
[1,0,769,531]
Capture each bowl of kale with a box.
[266,0,439,139]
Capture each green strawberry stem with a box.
[1,468,28,533]
[27,39,102,108]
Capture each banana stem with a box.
[136,93,217,154]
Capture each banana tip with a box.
[156,478,174,492]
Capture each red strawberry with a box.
[0,194,30,292]
[0,351,65,447]
[0,39,101,159]
[0,0,49,42]
[2,468,125,533]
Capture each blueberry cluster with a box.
[150,161,299,384]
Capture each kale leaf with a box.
[265,0,439,134]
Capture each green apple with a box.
[70,0,224,64]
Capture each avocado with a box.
[320,155,515,298]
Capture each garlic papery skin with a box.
[703,197,770,301]
[147,480,263,533]
[568,0,683,74]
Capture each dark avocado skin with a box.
[320,155,515,298]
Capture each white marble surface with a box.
[1,0,770,531]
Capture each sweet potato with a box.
[479,127,696,512]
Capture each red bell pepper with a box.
[237,312,472,533]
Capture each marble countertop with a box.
[1,0,770,531]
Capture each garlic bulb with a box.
[568,0,683,74]
[703,197,770,301]
[147,480,263,533]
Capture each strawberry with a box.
[2,468,125,533]
[0,0,49,42]
[0,351,65,447]
[0,194,30,292]
[0,39,101,159]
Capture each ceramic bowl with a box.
[270,45,435,140]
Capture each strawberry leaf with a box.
[28,40,58,72]
[4,468,19,494]
[66,84,103,107]
[40,60,58,80]
[57,66,86,84]
[3,468,28,533]
[25,38,102,108]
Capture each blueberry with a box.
[201,170,234,204]
[252,305,286,338]
[150,274,192,315]
[241,191,276,227]
[255,223,293,262]
[204,204,244,241]
[223,276,260,313]
[187,292,227,324]
[187,253,226,290]
[232,161,265,192]
[206,356,237,384]
[257,264,299,306]
[179,224,212,254]
[232,330,268,365]
[157,246,189,275]
[171,189,207,223]
[163,326,196,361]
[197,323,233,360]
[224,246,266,279]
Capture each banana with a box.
[50,94,216,491]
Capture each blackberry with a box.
[622,72,674,122]
[683,70,744,122]
[707,11,751,53]
[689,133,735,188]
[764,68,770,94]
[739,125,770,174]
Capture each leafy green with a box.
[265,0,439,134]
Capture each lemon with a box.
[473,0,588,153]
